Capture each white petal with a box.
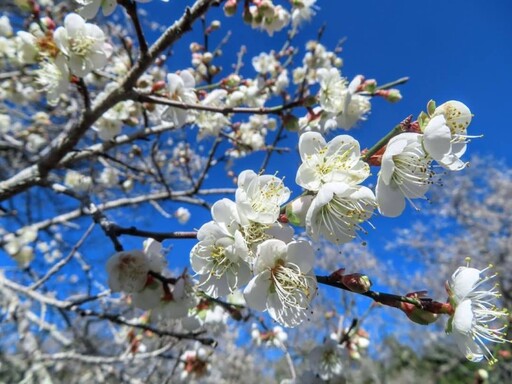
[450,267,480,301]
[423,115,451,160]
[452,299,474,334]
[296,164,321,191]
[64,13,86,38]
[180,70,196,89]
[243,271,271,311]
[376,175,405,217]
[298,131,326,161]
[286,240,315,273]
[254,239,286,273]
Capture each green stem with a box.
[376,76,409,91]
[361,122,404,162]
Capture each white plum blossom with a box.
[175,207,191,224]
[251,323,288,347]
[76,0,117,19]
[94,118,121,141]
[106,239,166,294]
[35,56,70,106]
[273,69,289,94]
[335,75,371,130]
[3,226,38,266]
[423,101,473,170]
[179,347,210,381]
[161,70,197,128]
[308,339,344,380]
[64,170,92,191]
[291,0,318,28]
[296,132,369,191]
[106,250,150,293]
[142,238,167,272]
[196,89,230,139]
[446,264,510,363]
[236,170,290,225]
[229,114,276,157]
[0,16,13,37]
[53,13,111,77]
[151,274,197,318]
[250,4,290,36]
[244,239,317,327]
[376,132,432,217]
[98,167,119,187]
[316,67,346,114]
[190,199,251,297]
[252,52,279,76]
[285,195,314,227]
[306,182,377,244]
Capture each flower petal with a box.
[376,175,405,217]
[243,271,271,311]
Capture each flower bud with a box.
[341,273,372,293]
[224,0,238,17]
[285,195,314,226]
[151,80,166,93]
[387,89,403,103]
[210,20,221,30]
[362,79,377,93]
[202,52,213,63]
[400,301,440,325]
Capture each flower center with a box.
[69,36,97,57]
[270,262,314,309]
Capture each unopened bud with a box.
[131,145,142,156]
[224,0,238,17]
[333,57,343,67]
[209,65,221,76]
[224,74,241,87]
[203,52,213,63]
[285,195,313,226]
[189,42,202,53]
[426,99,436,116]
[41,17,55,31]
[151,80,166,93]
[341,273,372,293]
[123,178,134,192]
[385,89,402,103]
[210,20,221,30]
[401,302,440,325]
[362,79,377,93]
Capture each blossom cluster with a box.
[190,170,317,327]
[376,100,474,217]
[446,263,510,363]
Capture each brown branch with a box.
[111,225,198,241]
[132,92,305,116]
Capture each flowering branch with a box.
[316,275,450,315]
[119,0,149,58]
[111,225,198,241]
[132,92,305,116]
